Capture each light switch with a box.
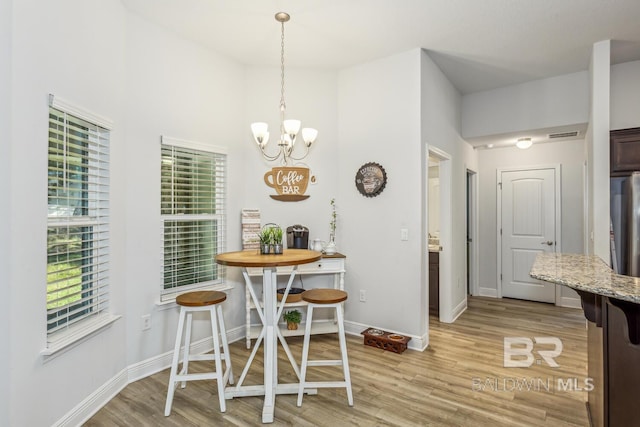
[401,228,409,241]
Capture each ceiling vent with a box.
[548,131,579,139]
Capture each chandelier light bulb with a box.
[283,119,301,137]
[251,122,270,146]
[302,128,318,147]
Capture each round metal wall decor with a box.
[355,162,387,197]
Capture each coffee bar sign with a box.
[264,166,315,201]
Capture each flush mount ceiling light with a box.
[516,137,533,149]
[250,12,318,165]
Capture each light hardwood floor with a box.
[86,297,589,426]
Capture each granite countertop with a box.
[530,252,640,304]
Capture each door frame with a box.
[496,164,562,302]
[466,168,479,296]
[426,146,453,322]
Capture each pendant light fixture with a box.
[250,12,318,165]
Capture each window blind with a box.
[160,140,226,301]
[47,106,110,337]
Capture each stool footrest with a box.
[306,360,343,367]
[302,381,349,389]
[184,352,229,363]
[174,372,221,382]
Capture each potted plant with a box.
[282,309,302,330]
[272,226,284,254]
[259,227,272,254]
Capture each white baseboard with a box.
[450,298,467,322]
[558,296,582,309]
[54,325,248,427]
[478,287,498,298]
[52,368,128,427]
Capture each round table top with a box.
[215,249,322,268]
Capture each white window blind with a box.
[47,101,110,339]
[160,137,227,301]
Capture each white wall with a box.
[421,50,475,324]
[611,60,640,130]
[337,49,424,340]
[243,67,339,244]
[240,65,340,330]
[0,0,11,424]
[9,1,127,425]
[586,41,611,259]
[123,13,246,365]
[476,140,585,302]
[462,71,589,139]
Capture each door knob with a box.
[541,241,554,246]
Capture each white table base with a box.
[226,266,315,423]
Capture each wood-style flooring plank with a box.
[85,297,589,426]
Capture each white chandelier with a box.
[250,12,318,165]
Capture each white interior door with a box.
[501,168,557,303]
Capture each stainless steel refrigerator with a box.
[627,172,640,276]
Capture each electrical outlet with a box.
[142,314,151,331]
[401,228,409,241]
[359,290,366,302]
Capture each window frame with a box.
[44,94,119,356]
[160,136,229,302]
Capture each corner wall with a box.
[0,0,11,424]
[586,40,611,259]
[122,11,246,367]
[611,60,640,130]
[337,50,424,341]
[421,50,475,324]
[9,1,127,425]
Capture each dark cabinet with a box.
[610,128,640,176]
[429,252,439,316]
[603,298,640,427]
[585,295,640,426]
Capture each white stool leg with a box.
[336,304,353,406]
[216,304,234,385]
[165,307,187,416]
[209,306,227,412]
[297,305,315,407]
[180,311,193,388]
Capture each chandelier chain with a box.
[280,20,286,131]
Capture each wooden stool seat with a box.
[165,291,234,416]
[176,290,226,307]
[297,288,353,407]
[301,289,347,304]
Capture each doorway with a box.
[497,165,561,303]
[426,146,453,323]
[466,169,478,296]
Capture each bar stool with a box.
[165,290,234,416]
[297,289,353,407]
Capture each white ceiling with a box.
[122,0,640,148]
[122,0,640,95]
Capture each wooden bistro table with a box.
[215,249,322,423]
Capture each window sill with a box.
[41,313,121,360]
[156,283,233,311]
